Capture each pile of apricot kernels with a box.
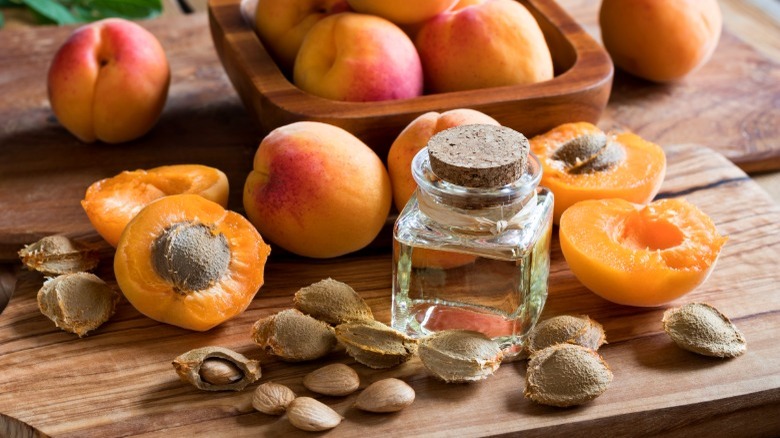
[114,194,270,331]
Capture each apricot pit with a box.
[19,235,98,275]
[663,303,746,358]
[151,222,230,293]
[531,122,666,223]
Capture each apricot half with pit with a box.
[82,164,228,247]
[559,198,727,307]
[531,122,666,223]
[114,194,270,331]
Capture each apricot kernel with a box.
[151,222,230,293]
[525,344,613,407]
[251,309,337,361]
[355,378,416,413]
[287,397,343,432]
[198,358,244,386]
[172,346,261,391]
[37,272,119,337]
[19,235,98,275]
[662,302,746,358]
[418,330,503,383]
[253,382,296,415]
[335,320,418,369]
[303,363,360,396]
[294,278,373,324]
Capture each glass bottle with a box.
[391,125,553,356]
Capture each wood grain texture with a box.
[1,145,779,437]
[556,0,780,173]
[208,0,613,159]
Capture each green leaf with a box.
[0,11,5,28]
[75,0,162,20]
[21,0,78,24]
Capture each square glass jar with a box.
[392,148,553,355]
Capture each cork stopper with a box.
[427,124,528,188]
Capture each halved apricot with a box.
[530,122,666,223]
[114,194,270,331]
[559,198,727,307]
[82,164,228,247]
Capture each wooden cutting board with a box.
[2,8,780,261]
[2,144,779,437]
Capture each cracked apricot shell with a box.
[114,194,270,331]
[82,164,229,247]
[530,122,666,223]
[559,198,727,307]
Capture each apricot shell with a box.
[559,198,727,307]
[114,194,270,331]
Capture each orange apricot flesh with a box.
[559,198,727,307]
[82,164,228,247]
[530,122,666,223]
[114,194,270,331]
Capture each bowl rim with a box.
[208,0,614,119]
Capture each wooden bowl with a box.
[208,0,613,157]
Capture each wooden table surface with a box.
[1,1,779,436]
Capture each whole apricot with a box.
[294,13,423,102]
[243,121,392,258]
[255,0,350,72]
[600,0,722,82]
[387,109,500,212]
[415,0,553,93]
[114,194,270,331]
[47,18,170,143]
[387,109,498,270]
[559,198,727,307]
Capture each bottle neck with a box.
[411,149,543,235]
[417,188,538,235]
